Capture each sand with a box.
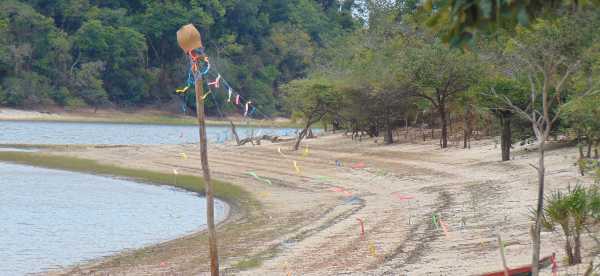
[36,132,598,275]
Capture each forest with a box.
[0,0,359,114]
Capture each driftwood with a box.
[238,135,293,146]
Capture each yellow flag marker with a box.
[368,241,377,257]
[259,191,271,198]
[302,145,309,157]
[180,152,188,160]
[201,90,212,100]
[175,86,189,94]
[293,160,301,174]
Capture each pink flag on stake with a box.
[356,218,365,240]
[235,95,240,105]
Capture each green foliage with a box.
[423,0,600,47]
[539,185,599,265]
[475,76,529,116]
[0,0,359,115]
[72,61,108,109]
[563,95,600,143]
[283,77,340,124]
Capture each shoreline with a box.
[1,134,597,275]
[0,151,258,275]
[0,107,302,128]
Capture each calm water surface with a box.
[0,162,228,276]
[0,120,300,145]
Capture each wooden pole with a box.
[496,232,509,276]
[194,72,219,275]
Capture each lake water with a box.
[0,162,228,276]
[0,120,301,145]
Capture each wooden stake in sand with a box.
[496,232,509,276]
[177,23,219,276]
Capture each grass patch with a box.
[0,151,255,207]
[2,115,302,128]
[232,245,282,270]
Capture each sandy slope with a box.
[43,133,598,275]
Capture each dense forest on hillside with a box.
[0,0,361,115]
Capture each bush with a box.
[0,85,6,105]
[64,97,87,110]
[539,185,599,265]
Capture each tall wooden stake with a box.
[194,73,219,275]
[496,232,509,276]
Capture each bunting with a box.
[176,48,268,120]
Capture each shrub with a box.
[539,185,598,265]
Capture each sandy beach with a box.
[15,129,594,275]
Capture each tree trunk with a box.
[531,140,546,276]
[463,104,472,149]
[229,120,240,145]
[431,114,435,140]
[384,126,393,144]
[500,116,512,161]
[404,118,409,140]
[384,112,393,145]
[463,117,468,149]
[565,234,575,265]
[439,105,448,148]
[587,137,592,158]
[294,122,311,151]
[574,231,582,264]
[194,75,219,276]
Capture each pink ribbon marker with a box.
[330,187,344,193]
[356,218,365,240]
[330,187,352,197]
[439,218,449,237]
[235,94,240,105]
[351,162,366,169]
[208,74,221,88]
[391,192,414,201]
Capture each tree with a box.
[501,17,600,274]
[477,77,529,161]
[423,0,600,47]
[562,95,600,158]
[405,40,480,148]
[72,61,108,111]
[283,77,340,150]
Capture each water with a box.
[0,162,228,276]
[0,120,301,145]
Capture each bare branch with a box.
[529,163,539,171]
[492,87,534,123]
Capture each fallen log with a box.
[237,135,293,146]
